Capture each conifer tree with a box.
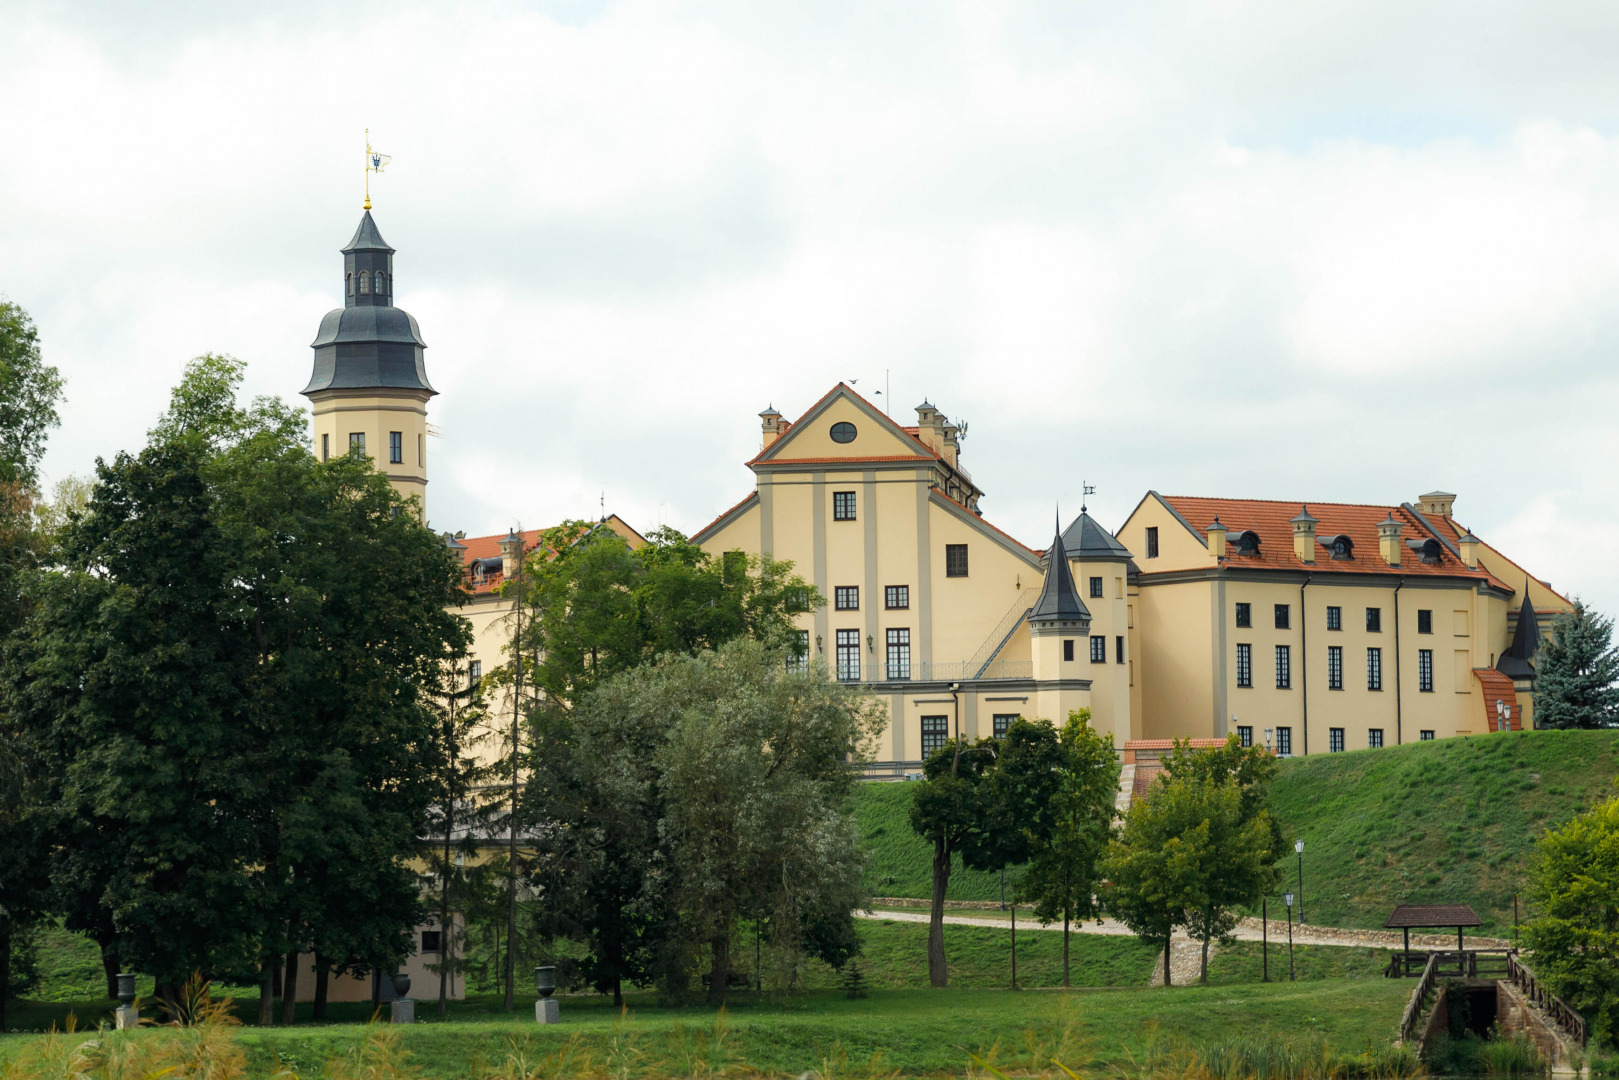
[1534,604,1619,730]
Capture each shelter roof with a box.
[1384,904,1482,928]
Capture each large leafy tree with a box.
[0,299,62,1028]
[8,355,470,1016]
[1535,604,1619,730]
[1018,710,1120,988]
[1522,790,1619,1049]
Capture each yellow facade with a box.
[307,388,430,508]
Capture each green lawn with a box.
[856,780,1012,902]
[1268,729,1619,935]
[1,979,1413,1078]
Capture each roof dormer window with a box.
[1234,530,1260,555]
[1420,538,1443,564]
[1329,535,1353,560]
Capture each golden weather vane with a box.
[363,128,391,210]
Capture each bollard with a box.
[534,965,559,1024]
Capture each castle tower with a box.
[1028,514,1093,724]
[302,211,435,510]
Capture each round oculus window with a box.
[830,421,857,444]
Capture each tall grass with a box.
[1423,1031,1546,1077]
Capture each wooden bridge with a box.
[1395,949,1586,1051]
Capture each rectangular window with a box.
[1237,725,1253,748]
[1115,635,1125,664]
[1276,726,1293,756]
[833,491,857,521]
[1235,602,1251,628]
[1327,646,1343,690]
[1091,636,1107,663]
[1063,639,1074,662]
[321,433,330,461]
[920,716,949,758]
[1417,609,1433,634]
[1367,647,1383,691]
[885,585,910,610]
[1329,728,1345,753]
[421,930,442,954]
[1275,604,1290,630]
[1418,649,1434,692]
[1236,643,1252,688]
[1275,645,1291,689]
[835,629,860,682]
[1420,729,1435,741]
[786,587,811,613]
[1146,526,1159,558]
[1326,605,1342,631]
[418,433,424,467]
[945,544,969,577]
[834,586,859,611]
[886,628,911,681]
[992,713,1020,738]
[389,430,403,464]
[1366,607,1382,633]
[468,660,482,683]
[1090,576,1104,598]
[787,630,809,674]
[349,432,366,453]
[1368,728,1384,749]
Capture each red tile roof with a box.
[1158,496,1512,590]
[456,516,645,595]
[690,490,760,545]
[1472,668,1522,731]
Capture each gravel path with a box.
[860,907,1380,949]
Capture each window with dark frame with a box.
[1417,609,1433,634]
[835,629,860,682]
[349,432,366,453]
[1090,576,1104,598]
[321,433,330,461]
[1418,648,1434,692]
[1146,526,1159,558]
[1275,644,1291,689]
[1327,645,1343,690]
[1091,636,1107,663]
[1368,728,1384,749]
[945,544,969,577]
[389,430,403,464]
[1063,639,1074,662]
[885,585,910,609]
[1276,726,1293,755]
[1235,602,1251,628]
[833,491,857,521]
[1236,643,1252,687]
[469,660,482,683]
[1366,607,1382,633]
[1329,727,1345,753]
[1326,605,1342,631]
[787,630,809,674]
[993,714,1020,738]
[1275,604,1290,630]
[1420,729,1435,741]
[1115,635,1125,664]
[1367,647,1382,690]
[920,715,949,757]
[1237,725,1253,748]
[834,586,859,610]
[421,930,442,954]
[886,628,911,680]
[786,587,811,613]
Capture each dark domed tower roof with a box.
[1029,515,1091,627]
[302,211,435,397]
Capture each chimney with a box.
[941,421,960,467]
[498,529,524,579]
[1458,531,1481,569]
[1377,513,1403,567]
[1207,517,1227,559]
[759,407,787,449]
[1418,491,1456,518]
[915,400,945,455]
[1290,505,1318,564]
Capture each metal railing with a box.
[1508,952,1587,1046]
[912,659,1033,682]
[962,587,1040,677]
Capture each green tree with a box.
[1521,790,1619,1048]
[1019,710,1120,988]
[0,300,64,490]
[1161,733,1292,870]
[1534,604,1619,730]
[907,732,997,988]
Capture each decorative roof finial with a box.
[363,128,391,210]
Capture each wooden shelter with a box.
[1385,903,1483,955]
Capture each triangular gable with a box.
[1120,490,1209,548]
[751,383,937,466]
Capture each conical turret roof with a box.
[1497,587,1542,679]
[1030,515,1091,625]
[343,210,395,253]
[1059,510,1132,561]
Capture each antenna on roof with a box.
[1081,482,1096,513]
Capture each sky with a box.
[5,1,1619,612]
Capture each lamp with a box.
[868,634,874,653]
[1283,892,1296,981]
[815,634,823,653]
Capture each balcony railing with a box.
[863,659,1034,684]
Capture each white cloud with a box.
[7,0,1619,614]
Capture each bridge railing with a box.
[1507,952,1587,1047]
[1397,952,1442,1043]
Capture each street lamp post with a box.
[1261,897,1268,982]
[1284,892,1296,982]
[1295,839,1305,924]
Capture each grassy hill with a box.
[855,730,1619,934]
[1270,728,1619,935]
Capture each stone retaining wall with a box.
[1232,916,1513,951]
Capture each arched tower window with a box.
[346,273,353,296]
[375,271,386,297]
[358,272,369,294]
